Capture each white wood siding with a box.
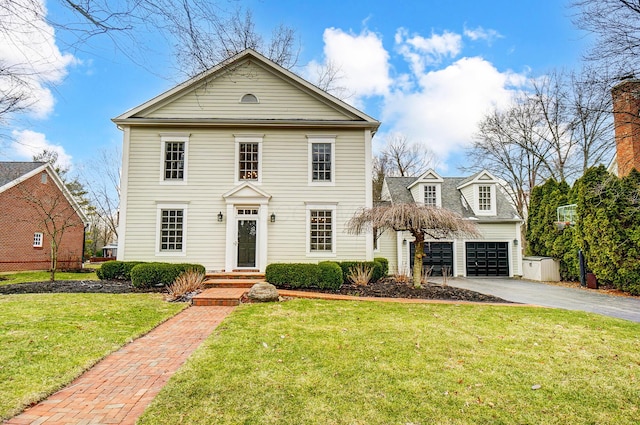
[120,127,370,269]
[459,185,475,213]
[376,229,398,274]
[144,61,350,121]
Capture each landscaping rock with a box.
[248,282,279,302]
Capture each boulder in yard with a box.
[248,282,279,302]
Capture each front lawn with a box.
[140,300,640,424]
[0,293,186,420]
[0,270,98,285]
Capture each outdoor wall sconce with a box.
[513,239,519,246]
[217,212,223,222]
[270,213,276,222]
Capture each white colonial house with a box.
[377,169,524,277]
[113,49,380,272]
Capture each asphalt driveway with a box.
[445,277,640,323]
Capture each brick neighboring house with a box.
[611,78,640,177]
[0,162,88,272]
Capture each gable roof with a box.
[113,49,380,132]
[407,169,444,189]
[0,162,45,189]
[456,170,498,190]
[384,174,521,222]
[0,161,89,224]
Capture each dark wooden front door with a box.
[237,219,257,268]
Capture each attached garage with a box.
[466,242,509,277]
[410,242,454,276]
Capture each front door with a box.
[237,219,257,268]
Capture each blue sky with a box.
[1,0,588,176]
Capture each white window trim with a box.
[33,232,43,248]
[159,134,189,185]
[235,135,263,185]
[155,203,188,256]
[308,136,336,186]
[306,203,337,257]
[476,184,496,216]
[423,184,442,207]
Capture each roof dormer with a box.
[456,170,498,216]
[407,169,444,207]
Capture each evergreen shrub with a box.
[130,263,205,288]
[265,262,343,290]
[97,261,146,280]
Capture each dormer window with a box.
[424,185,437,206]
[478,186,491,211]
[240,93,258,103]
[476,184,496,215]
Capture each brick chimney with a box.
[612,78,640,177]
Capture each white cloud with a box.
[396,28,462,74]
[305,28,392,104]
[382,56,526,160]
[0,0,77,119]
[463,25,503,45]
[11,129,72,168]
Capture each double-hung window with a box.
[239,142,259,180]
[156,204,187,255]
[161,134,189,182]
[424,185,437,206]
[478,185,493,212]
[307,204,336,255]
[33,232,43,247]
[235,135,263,183]
[308,136,335,185]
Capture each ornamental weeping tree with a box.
[348,203,480,288]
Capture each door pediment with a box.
[223,182,272,204]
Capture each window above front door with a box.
[235,135,263,184]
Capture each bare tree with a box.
[14,172,85,281]
[468,68,613,211]
[161,5,299,77]
[379,133,439,178]
[0,1,301,122]
[572,0,640,77]
[465,96,546,222]
[568,68,615,172]
[81,146,120,242]
[348,203,479,288]
[310,59,354,100]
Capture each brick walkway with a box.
[5,306,235,425]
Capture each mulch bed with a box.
[279,277,512,303]
[0,280,164,295]
[0,278,511,303]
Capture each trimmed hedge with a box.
[130,263,206,288]
[96,261,146,281]
[265,262,343,290]
[373,257,389,276]
[317,262,343,290]
[338,261,385,284]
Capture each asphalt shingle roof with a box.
[0,162,45,188]
[384,175,521,222]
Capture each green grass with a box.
[0,269,98,284]
[140,300,640,425]
[0,293,186,420]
